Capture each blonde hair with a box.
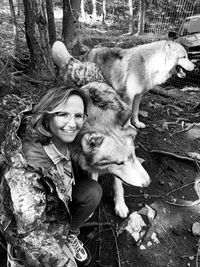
[30,84,88,144]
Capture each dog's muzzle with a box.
[194,65,200,74]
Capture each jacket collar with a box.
[43,142,70,165]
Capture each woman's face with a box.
[49,94,85,146]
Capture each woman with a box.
[2,84,102,267]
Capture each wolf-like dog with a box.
[85,40,196,128]
[52,41,150,218]
[70,101,150,218]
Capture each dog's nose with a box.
[194,65,199,74]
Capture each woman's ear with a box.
[38,123,52,137]
[44,120,49,129]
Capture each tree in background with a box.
[128,0,134,34]
[62,0,87,56]
[136,0,145,35]
[102,0,107,25]
[9,0,21,55]
[46,0,57,46]
[23,0,55,80]
[81,0,86,19]
[16,0,22,16]
[3,0,200,81]
[92,0,97,19]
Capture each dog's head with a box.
[165,41,195,78]
[71,107,150,188]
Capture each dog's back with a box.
[85,46,125,87]
[85,40,195,103]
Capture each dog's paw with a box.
[134,121,146,128]
[115,201,129,218]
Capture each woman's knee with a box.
[73,179,102,206]
[87,180,103,204]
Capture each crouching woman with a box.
[0,84,102,267]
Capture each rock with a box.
[151,232,160,244]
[124,212,147,242]
[159,179,165,186]
[118,205,156,245]
[147,241,153,247]
[139,245,146,250]
[192,222,200,236]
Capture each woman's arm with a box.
[4,165,46,233]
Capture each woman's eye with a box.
[57,112,69,117]
[75,114,83,119]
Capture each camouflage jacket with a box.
[0,52,108,267]
[0,94,77,267]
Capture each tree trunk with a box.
[102,0,106,25]
[46,0,57,46]
[9,0,21,55]
[23,0,55,80]
[16,0,21,16]
[128,0,134,34]
[81,0,85,20]
[92,0,97,20]
[136,0,145,35]
[62,0,82,55]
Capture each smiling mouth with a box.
[63,129,77,133]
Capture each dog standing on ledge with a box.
[85,40,196,128]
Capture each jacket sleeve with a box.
[4,164,46,234]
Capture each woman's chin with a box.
[61,134,77,143]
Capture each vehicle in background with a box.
[168,14,200,76]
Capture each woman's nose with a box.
[66,116,76,126]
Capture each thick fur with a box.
[85,40,196,128]
[52,41,150,218]
[70,88,150,218]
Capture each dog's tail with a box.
[51,41,73,68]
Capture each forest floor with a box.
[81,81,200,267]
[1,4,200,267]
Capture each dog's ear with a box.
[81,133,104,153]
[165,40,175,57]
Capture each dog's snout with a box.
[194,65,200,73]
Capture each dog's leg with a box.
[113,177,129,218]
[132,93,146,128]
